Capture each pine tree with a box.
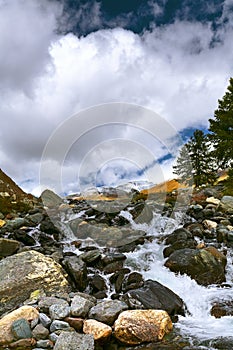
[173,130,217,187]
[209,78,233,168]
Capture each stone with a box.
[114,309,173,345]
[0,251,70,315]
[39,313,52,328]
[203,219,218,230]
[3,218,26,231]
[206,197,220,205]
[0,219,5,228]
[40,189,63,208]
[53,331,94,350]
[211,300,233,318]
[88,300,128,325]
[79,250,101,264]
[6,338,36,348]
[83,319,112,342]
[32,324,50,340]
[165,248,226,286]
[0,238,20,257]
[50,320,70,332]
[64,317,83,331]
[218,196,233,213]
[90,275,107,292]
[36,339,53,348]
[49,303,70,320]
[70,295,95,318]
[121,279,185,317]
[38,297,68,314]
[0,306,39,345]
[11,318,32,340]
[63,256,88,291]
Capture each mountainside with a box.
[0,169,28,200]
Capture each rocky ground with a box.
[0,175,233,350]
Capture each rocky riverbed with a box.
[0,183,233,350]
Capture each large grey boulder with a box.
[0,250,70,315]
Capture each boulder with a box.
[53,331,94,350]
[0,238,20,257]
[218,196,233,214]
[114,309,173,345]
[121,279,185,317]
[0,251,70,315]
[88,300,128,325]
[63,256,88,291]
[40,189,63,208]
[83,319,112,342]
[211,300,233,318]
[165,247,226,286]
[0,306,39,345]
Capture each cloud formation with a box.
[1,0,233,195]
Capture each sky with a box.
[0,0,233,196]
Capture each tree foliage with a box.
[173,130,217,187]
[209,78,233,168]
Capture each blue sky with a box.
[0,0,233,195]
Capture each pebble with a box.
[50,320,71,332]
[49,304,70,320]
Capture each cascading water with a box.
[122,209,233,345]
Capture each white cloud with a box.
[1,1,233,194]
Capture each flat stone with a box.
[53,331,94,350]
[11,318,32,340]
[38,297,68,314]
[0,306,39,345]
[6,338,36,348]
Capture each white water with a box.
[123,212,233,343]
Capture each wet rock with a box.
[11,318,32,339]
[40,218,61,240]
[0,251,70,315]
[165,247,226,286]
[53,331,94,350]
[9,229,37,246]
[0,306,39,345]
[88,300,128,325]
[83,319,112,342]
[201,337,233,349]
[114,309,173,345]
[121,279,185,317]
[70,295,95,317]
[32,323,50,340]
[211,300,233,318]
[163,239,197,258]
[79,249,101,264]
[63,256,88,291]
[164,228,192,245]
[3,217,26,231]
[122,272,144,292]
[90,274,107,292]
[132,203,154,224]
[0,238,20,257]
